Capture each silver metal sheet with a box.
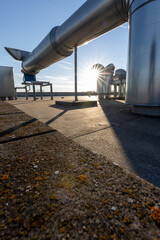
[6,0,160,109]
[9,0,129,75]
[126,0,160,106]
[5,47,30,61]
[55,0,128,50]
[0,66,15,97]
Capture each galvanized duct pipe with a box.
[6,0,160,114]
[92,63,115,97]
[6,0,129,75]
[126,0,160,109]
[103,64,115,96]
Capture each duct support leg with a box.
[119,82,123,98]
[114,85,117,98]
[50,84,53,100]
[25,86,28,100]
[33,83,36,101]
[15,89,17,100]
[74,45,78,101]
[123,84,126,97]
[40,85,43,100]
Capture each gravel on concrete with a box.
[0,101,160,240]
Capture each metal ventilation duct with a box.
[5,0,160,112]
[5,0,129,75]
[92,63,115,96]
[126,0,160,107]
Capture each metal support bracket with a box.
[74,45,78,101]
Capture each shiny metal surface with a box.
[115,69,126,80]
[5,47,30,61]
[104,64,115,94]
[6,0,160,110]
[6,0,129,75]
[0,66,15,97]
[22,27,73,75]
[126,0,160,106]
[93,63,115,95]
[55,0,128,51]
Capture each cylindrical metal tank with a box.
[126,0,160,108]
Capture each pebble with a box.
[111,206,117,211]
[33,165,38,168]
[54,171,59,175]
[128,198,134,203]
[10,135,16,139]
[18,186,24,191]
[114,162,119,166]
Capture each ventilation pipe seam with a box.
[129,0,135,8]
[50,27,73,57]
[130,0,155,15]
[114,0,129,22]
[22,51,42,75]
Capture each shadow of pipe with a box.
[99,99,160,188]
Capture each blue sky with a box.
[0,0,128,92]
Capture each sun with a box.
[87,68,99,81]
[79,66,100,91]
[79,56,105,92]
[84,68,99,91]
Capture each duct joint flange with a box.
[50,27,73,57]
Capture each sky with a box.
[0,0,129,92]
